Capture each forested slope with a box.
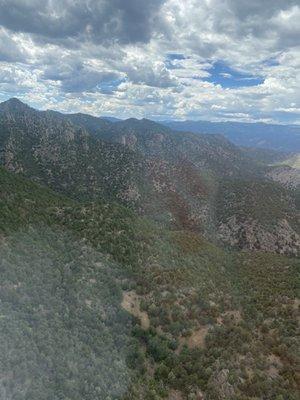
[0,167,299,399]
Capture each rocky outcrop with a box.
[218,217,300,256]
[206,369,235,400]
[267,166,300,189]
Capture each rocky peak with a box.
[0,98,33,114]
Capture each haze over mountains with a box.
[49,102,300,153]
[0,97,299,400]
[162,120,300,153]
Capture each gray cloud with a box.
[226,0,300,43]
[123,63,177,88]
[228,0,298,20]
[43,61,123,93]
[0,28,26,62]
[0,0,165,44]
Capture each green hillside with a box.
[0,167,299,400]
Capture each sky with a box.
[0,0,299,123]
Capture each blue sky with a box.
[204,61,265,88]
[0,0,299,123]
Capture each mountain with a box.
[0,98,299,255]
[241,147,292,165]
[279,153,300,170]
[47,109,112,132]
[162,119,300,152]
[0,98,144,202]
[102,116,122,122]
[50,113,261,179]
[91,117,265,182]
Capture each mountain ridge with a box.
[161,119,300,152]
[0,98,299,255]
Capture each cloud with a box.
[0,0,299,123]
[0,27,27,62]
[43,60,124,93]
[121,54,178,88]
[0,0,166,44]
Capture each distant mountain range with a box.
[160,120,300,152]
[49,109,300,153]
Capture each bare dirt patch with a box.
[168,389,184,400]
[292,298,300,310]
[187,326,210,348]
[266,354,283,379]
[121,291,150,329]
[178,326,210,352]
[217,309,242,325]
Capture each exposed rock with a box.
[207,369,235,400]
[218,216,300,256]
[120,133,137,149]
[267,166,300,188]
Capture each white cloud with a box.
[0,0,299,123]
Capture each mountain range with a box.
[1,98,299,254]
[161,120,300,153]
[0,98,299,400]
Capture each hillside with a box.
[0,166,142,399]
[257,153,300,190]
[0,98,144,202]
[284,154,300,169]
[215,179,300,255]
[0,98,299,256]
[241,147,292,165]
[50,111,263,179]
[0,167,299,400]
[78,116,265,179]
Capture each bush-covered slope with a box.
[0,166,147,399]
[66,115,263,180]
[0,167,299,400]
